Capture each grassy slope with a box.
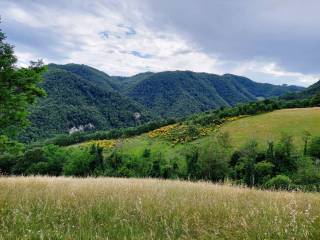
[72,107,320,166]
[0,177,319,239]
[217,107,320,147]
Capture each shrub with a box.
[198,133,231,182]
[63,149,93,176]
[264,175,292,190]
[309,137,320,160]
[273,134,298,174]
[254,161,274,185]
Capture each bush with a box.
[254,161,274,185]
[264,175,291,190]
[198,133,231,182]
[63,148,93,176]
[309,137,320,160]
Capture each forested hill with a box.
[21,64,304,141]
[21,65,153,142]
[281,79,320,100]
[300,80,320,97]
[119,71,304,118]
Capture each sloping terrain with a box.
[22,64,304,141]
[21,66,152,141]
[214,107,320,147]
[73,108,320,161]
[122,71,303,118]
[282,79,320,100]
[301,80,320,97]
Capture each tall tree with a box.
[0,21,46,154]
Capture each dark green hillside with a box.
[111,72,155,90]
[223,74,303,98]
[20,67,152,142]
[48,63,117,90]
[282,79,320,101]
[302,80,320,96]
[125,71,303,118]
[125,71,228,118]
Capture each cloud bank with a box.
[0,0,319,86]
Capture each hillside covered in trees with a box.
[21,64,153,142]
[121,71,303,118]
[21,64,304,141]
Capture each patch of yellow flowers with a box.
[82,139,117,149]
[147,115,248,144]
[148,124,179,138]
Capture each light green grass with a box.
[73,107,320,163]
[195,107,320,149]
[0,177,319,239]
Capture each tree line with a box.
[1,132,320,191]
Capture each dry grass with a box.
[0,177,320,239]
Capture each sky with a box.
[0,0,319,86]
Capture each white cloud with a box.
[1,0,319,86]
[230,60,320,86]
[2,1,220,76]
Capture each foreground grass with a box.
[0,177,320,239]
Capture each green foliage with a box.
[234,140,259,186]
[310,92,320,106]
[63,148,93,176]
[89,144,104,172]
[294,156,320,187]
[186,147,200,179]
[42,144,68,175]
[309,137,320,160]
[0,25,46,155]
[18,64,305,141]
[264,175,292,190]
[13,147,45,174]
[125,71,303,118]
[0,135,24,156]
[197,133,231,181]
[20,64,153,141]
[273,134,298,174]
[254,161,274,185]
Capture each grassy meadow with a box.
[76,108,320,153]
[71,107,320,166]
[0,177,320,239]
[218,107,320,147]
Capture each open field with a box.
[0,177,320,239]
[73,108,320,156]
[216,107,320,147]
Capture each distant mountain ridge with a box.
[302,80,320,96]
[21,63,304,141]
[115,70,303,118]
[281,79,320,100]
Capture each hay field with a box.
[0,177,320,239]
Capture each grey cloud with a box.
[172,49,192,56]
[2,20,67,61]
[142,0,320,74]
[1,0,319,86]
